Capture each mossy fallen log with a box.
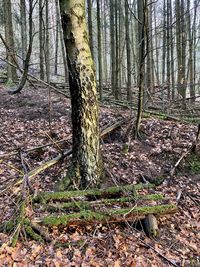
[36,204,177,227]
[45,194,164,212]
[34,183,155,203]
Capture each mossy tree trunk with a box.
[59,0,102,188]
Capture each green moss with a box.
[54,242,75,249]
[4,220,16,231]
[111,204,177,216]
[47,201,92,212]
[35,183,155,203]
[11,229,20,247]
[41,204,177,226]
[42,210,108,226]
[45,193,164,212]
[122,143,129,154]
[187,154,200,174]
[25,225,44,242]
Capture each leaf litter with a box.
[0,85,199,266]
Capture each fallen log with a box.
[34,183,155,203]
[44,194,164,212]
[34,204,177,227]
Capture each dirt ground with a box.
[0,84,199,266]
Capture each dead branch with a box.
[170,124,200,178]
[0,119,127,195]
[0,138,70,159]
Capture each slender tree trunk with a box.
[154,5,160,86]
[54,0,59,75]
[114,0,120,99]
[110,0,116,96]
[87,0,94,58]
[162,0,166,86]
[39,0,44,80]
[135,0,146,137]
[20,0,27,68]
[176,0,187,107]
[3,0,17,81]
[55,0,68,83]
[187,0,195,102]
[125,0,131,101]
[97,0,103,100]
[103,0,108,85]
[169,0,175,100]
[9,0,34,94]
[45,0,50,83]
[59,0,103,189]
[166,0,171,100]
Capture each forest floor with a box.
[0,84,199,267]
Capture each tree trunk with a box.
[3,0,17,81]
[87,0,94,58]
[135,0,146,137]
[20,0,27,68]
[54,0,59,75]
[59,0,103,189]
[97,0,103,100]
[9,0,34,94]
[110,0,116,96]
[125,0,131,101]
[45,0,50,83]
[55,0,69,83]
[39,0,44,80]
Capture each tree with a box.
[20,0,27,68]
[125,0,131,101]
[10,0,34,94]
[59,0,103,189]
[39,0,45,80]
[97,0,103,100]
[135,0,146,137]
[175,0,187,107]
[3,0,17,81]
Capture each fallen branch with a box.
[170,123,200,177]
[0,138,71,159]
[0,119,127,195]
[45,194,164,212]
[0,149,71,195]
[34,183,155,203]
[129,229,179,267]
[33,204,177,227]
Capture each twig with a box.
[19,150,34,197]
[170,124,200,178]
[0,138,70,159]
[44,132,63,153]
[127,227,179,267]
[170,150,190,177]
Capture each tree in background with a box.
[3,0,17,81]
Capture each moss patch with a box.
[187,154,200,174]
[35,183,155,203]
[46,194,164,212]
[41,204,177,226]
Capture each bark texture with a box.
[59,0,102,188]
